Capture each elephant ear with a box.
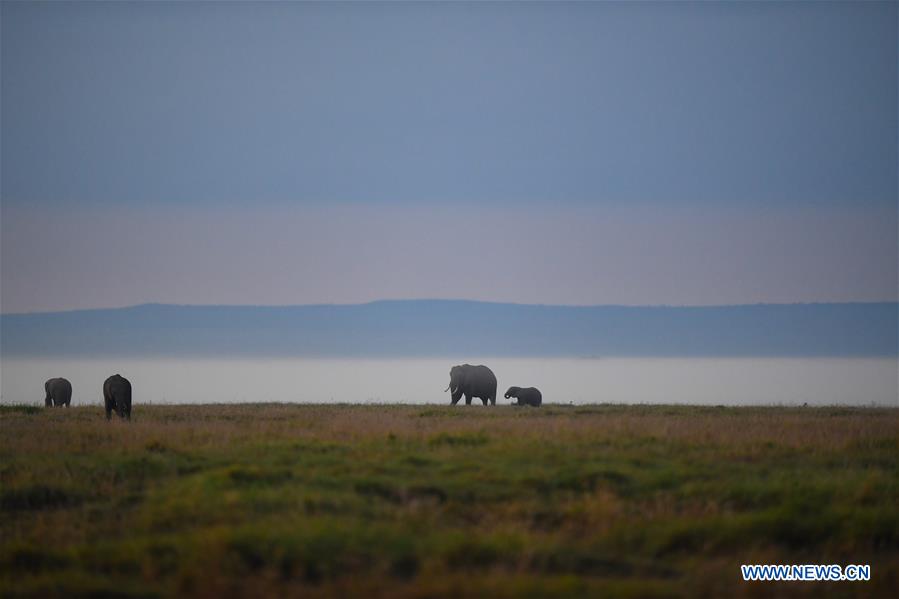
[459,367,470,387]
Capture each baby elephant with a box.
[505,386,542,407]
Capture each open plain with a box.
[1,404,897,597]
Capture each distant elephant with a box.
[505,386,542,407]
[445,364,497,406]
[103,374,132,420]
[44,378,72,407]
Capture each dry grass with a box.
[1,403,897,597]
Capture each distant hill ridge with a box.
[1,300,896,357]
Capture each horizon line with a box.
[3,298,898,317]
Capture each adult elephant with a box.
[103,374,132,421]
[444,364,497,406]
[44,378,72,407]
[505,386,542,407]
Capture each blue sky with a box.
[1,1,896,312]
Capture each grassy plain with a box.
[1,404,897,598]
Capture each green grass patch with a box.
[1,403,896,597]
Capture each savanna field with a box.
[1,404,897,598]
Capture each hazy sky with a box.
[2,1,896,312]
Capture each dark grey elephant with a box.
[103,374,132,420]
[44,378,72,407]
[445,364,497,406]
[505,386,542,407]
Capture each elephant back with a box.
[104,374,131,396]
[45,378,73,404]
[470,365,497,393]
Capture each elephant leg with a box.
[480,397,488,406]
[105,398,114,420]
[465,394,472,405]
